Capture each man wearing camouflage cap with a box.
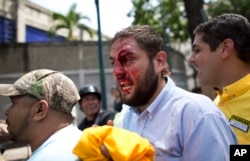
[0,69,82,160]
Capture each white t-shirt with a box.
[28,124,82,161]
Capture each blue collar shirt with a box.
[120,77,237,161]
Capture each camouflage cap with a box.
[0,69,80,114]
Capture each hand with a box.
[92,120,113,127]
[106,120,114,126]
[100,144,113,161]
[0,123,10,143]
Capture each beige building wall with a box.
[0,41,115,122]
[0,40,190,120]
[0,0,111,42]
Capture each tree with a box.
[183,0,205,88]
[207,0,250,21]
[183,0,205,43]
[128,0,250,44]
[49,3,94,41]
[128,0,206,45]
[128,0,189,43]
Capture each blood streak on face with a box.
[111,38,158,107]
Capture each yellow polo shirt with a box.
[214,74,250,144]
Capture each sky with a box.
[29,0,134,37]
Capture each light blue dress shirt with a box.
[28,124,82,161]
[120,77,237,161]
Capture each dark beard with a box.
[123,62,158,107]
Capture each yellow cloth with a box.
[73,125,155,161]
[214,74,250,144]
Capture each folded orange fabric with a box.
[73,125,155,161]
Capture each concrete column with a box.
[16,0,26,42]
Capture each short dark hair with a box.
[194,14,250,63]
[111,25,166,60]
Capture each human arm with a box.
[181,111,237,161]
[95,111,116,126]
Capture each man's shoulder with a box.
[28,149,79,161]
[99,110,116,119]
[100,110,116,115]
[95,110,116,125]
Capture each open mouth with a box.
[120,81,132,92]
[191,65,199,72]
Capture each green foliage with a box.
[128,0,188,43]
[207,0,250,21]
[128,0,250,44]
[49,3,94,41]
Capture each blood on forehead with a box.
[118,50,133,60]
[115,50,138,68]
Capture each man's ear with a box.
[33,100,49,121]
[220,38,234,59]
[155,51,167,67]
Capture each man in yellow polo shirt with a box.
[188,13,250,144]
